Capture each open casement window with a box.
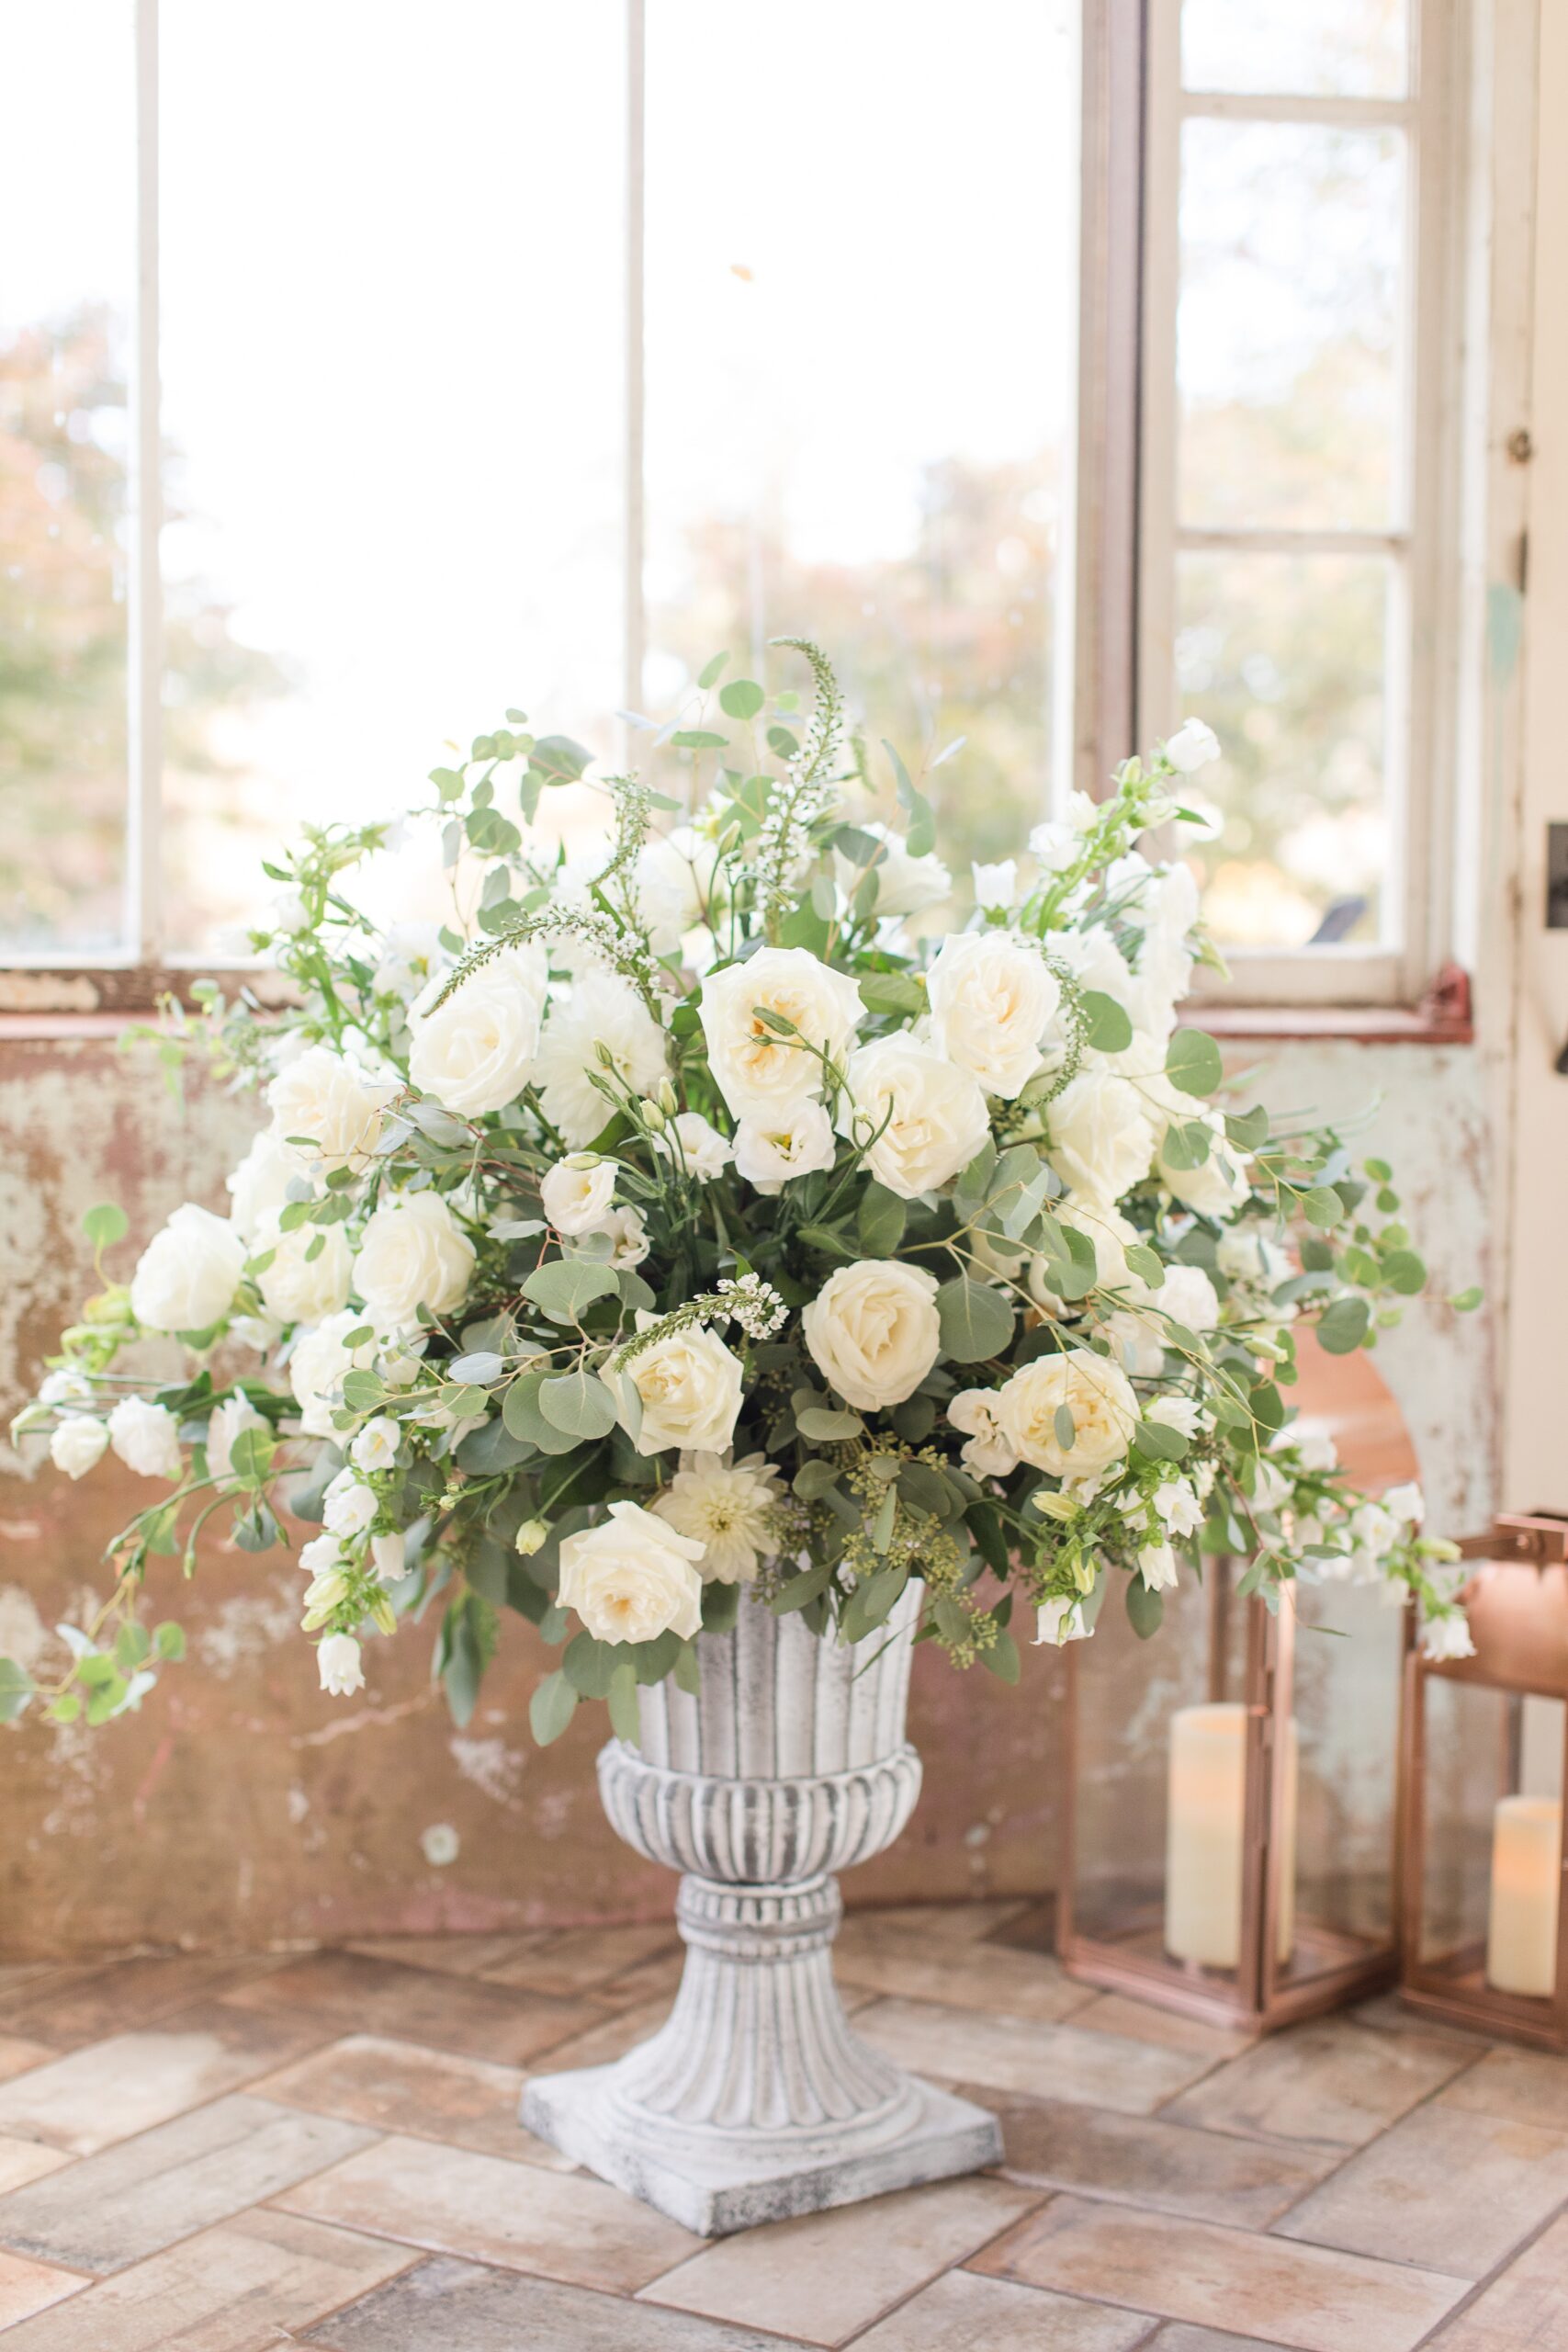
[1134,0,1466,1011]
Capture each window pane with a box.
[1179,123,1405,531]
[0,2,134,955]
[1175,549,1393,948]
[159,2,626,953]
[1181,0,1407,99]
[642,0,1076,881]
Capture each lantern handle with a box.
[1454,1512,1568,1565]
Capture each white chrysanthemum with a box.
[651,1452,784,1584]
[534,973,669,1148]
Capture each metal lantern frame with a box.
[1058,1557,1399,2034]
[1397,1512,1568,2051]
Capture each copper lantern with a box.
[1398,1513,1568,2050]
[1058,1555,1403,2031]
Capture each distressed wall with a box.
[0,1026,1492,1960]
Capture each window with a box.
[2,1,1482,1012]
[1136,0,1463,1005]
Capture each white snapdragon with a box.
[323,1469,378,1539]
[1420,1611,1477,1663]
[971,859,1018,911]
[351,1416,401,1474]
[1034,1595,1090,1646]
[370,1529,407,1583]
[317,1634,366,1697]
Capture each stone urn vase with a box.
[521,1583,1002,2233]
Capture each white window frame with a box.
[1134,0,1469,1009]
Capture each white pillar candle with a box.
[1165,1702,1297,1970]
[1486,1795,1562,1998]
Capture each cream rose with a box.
[732,1102,837,1193]
[700,946,864,1120]
[107,1396,184,1481]
[1045,1069,1156,1202]
[353,1192,475,1330]
[129,1203,245,1336]
[839,1035,990,1200]
[608,1321,745,1456]
[268,1046,396,1174]
[50,1417,109,1479]
[997,1348,1139,1483]
[802,1260,942,1411]
[254,1215,353,1326]
[927,932,1065,1100]
[407,942,548,1116]
[226,1129,301,1242]
[541,1155,618,1236]
[558,1500,705,1645]
[533,973,670,1148]
[290,1309,377,1439]
[947,1388,1020,1477]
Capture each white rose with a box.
[947,1388,1019,1477]
[268,1046,397,1174]
[998,1348,1139,1484]
[370,1529,407,1583]
[1034,1595,1090,1646]
[254,1215,353,1326]
[130,1203,245,1335]
[840,1035,990,1200]
[927,932,1066,1101]
[652,1112,734,1182]
[107,1396,184,1481]
[971,860,1018,911]
[50,1418,109,1479]
[608,1322,745,1456]
[289,1310,376,1440]
[1165,717,1220,774]
[1157,1112,1250,1217]
[1046,1069,1156,1202]
[351,1415,401,1473]
[700,947,863,1121]
[837,822,952,919]
[1157,1264,1220,1332]
[324,1471,378,1539]
[534,973,670,1148]
[541,1155,618,1236]
[207,1393,266,1479]
[226,1129,302,1243]
[407,943,548,1117]
[733,1102,838,1193]
[353,1192,476,1330]
[802,1261,942,1411]
[558,1500,705,1645]
[1052,925,1138,1024]
[317,1634,365,1697]
[651,1452,784,1584]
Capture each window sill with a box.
[1186,966,1473,1047]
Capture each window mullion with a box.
[1134,0,1182,752]
[623,0,646,746]
[126,0,163,966]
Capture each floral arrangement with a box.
[5,640,1477,1740]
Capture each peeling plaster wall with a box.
[0,1031,1491,1959]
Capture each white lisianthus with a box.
[732,1102,837,1193]
[407,942,548,1117]
[226,1129,303,1243]
[254,1215,353,1326]
[598,1205,650,1268]
[1139,1542,1179,1591]
[926,932,1065,1101]
[947,1388,1020,1477]
[541,1155,618,1236]
[268,1046,397,1174]
[39,1367,93,1407]
[1419,1611,1476,1663]
[1034,1595,1090,1646]
[651,1452,784,1583]
[107,1396,184,1481]
[998,1349,1139,1484]
[130,1204,245,1336]
[50,1417,109,1479]
[206,1393,266,1480]
[837,822,953,919]
[1382,1480,1424,1527]
[323,1470,378,1539]
[317,1634,366,1697]
[652,1112,735,1182]
[840,1035,990,1200]
[971,859,1018,912]
[558,1500,705,1644]
[534,973,669,1148]
[700,946,863,1121]
[351,1415,401,1474]
[353,1193,476,1331]
[1164,717,1221,774]
[289,1310,376,1440]
[1158,1113,1250,1217]
[1046,1069,1157,1203]
[608,1320,745,1456]
[370,1529,407,1583]
[1028,797,1096,873]
[802,1260,942,1411]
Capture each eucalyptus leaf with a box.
[936,1278,1014,1364]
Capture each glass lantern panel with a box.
[1418,1685,1565,2004]
[1070,1559,1251,1979]
[1266,1576,1402,1998]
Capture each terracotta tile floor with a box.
[0,1905,1564,2349]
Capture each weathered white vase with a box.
[521,1583,1002,2233]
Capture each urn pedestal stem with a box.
[520,1587,1002,2234]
